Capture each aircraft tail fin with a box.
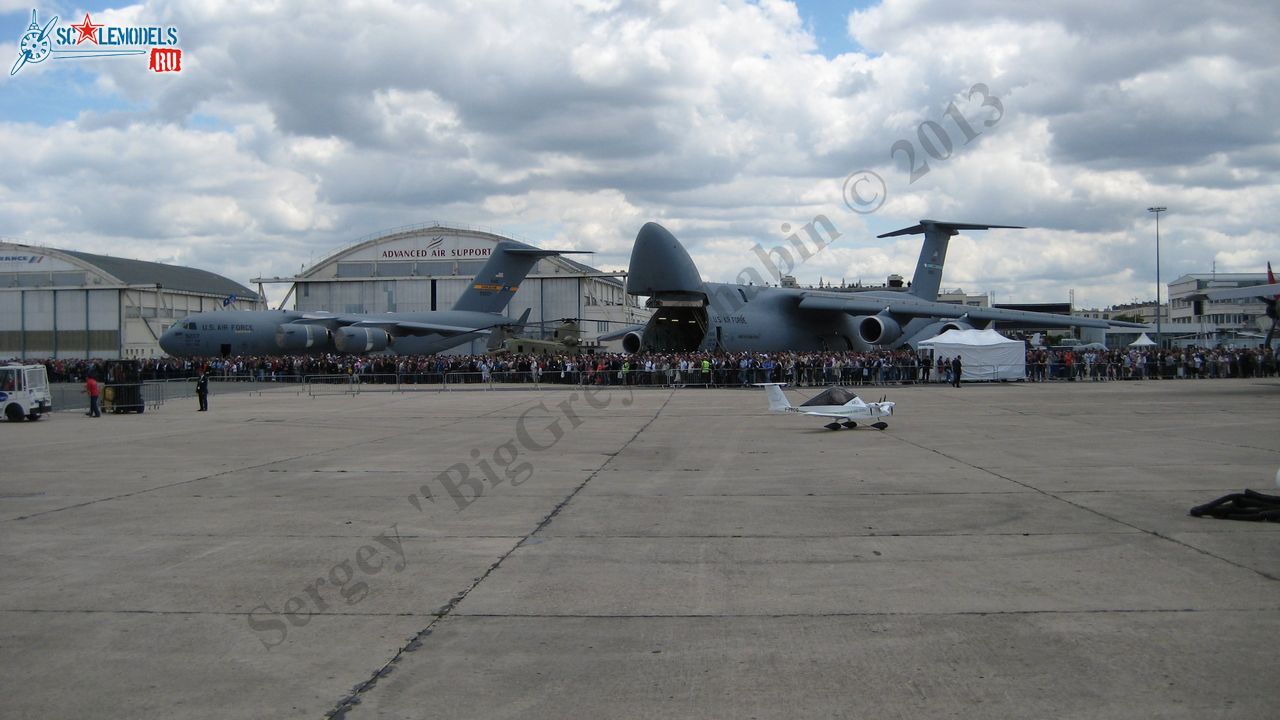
[878,220,1024,301]
[755,383,791,412]
[453,242,586,314]
[485,308,531,350]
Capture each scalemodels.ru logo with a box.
[10,8,182,76]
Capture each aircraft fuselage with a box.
[160,308,513,357]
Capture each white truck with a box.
[1,364,53,422]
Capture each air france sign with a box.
[10,9,182,76]
[0,254,43,264]
[0,252,75,272]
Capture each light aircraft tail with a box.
[453,241,585,314]
[756,383,791,412]
[877,221,1024,301]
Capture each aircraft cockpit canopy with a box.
[800,387,859,406]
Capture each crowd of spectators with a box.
[16,345,1278,388]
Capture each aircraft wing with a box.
[597,323,648,342]
[347,319,498,337]
[800,410,847,419]
[1203,283,1280,301]
[797,293,1145,329]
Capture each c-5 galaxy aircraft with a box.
[610,221,1143,353]
[159,240,578,357]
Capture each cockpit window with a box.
[801,387,859,406]
[184,322,197,330]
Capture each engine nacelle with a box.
[938,320,974,334]
[333,327,392,353]
[621,331,643,354]
[855,314,903,346]
[275,323,331,351]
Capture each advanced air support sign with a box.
[10,8,182,76]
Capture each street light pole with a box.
[1147,206,1166,349]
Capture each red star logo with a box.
[71,13,103,45]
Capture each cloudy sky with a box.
[1,0,1277,309]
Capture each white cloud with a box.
[0,0,1275,310]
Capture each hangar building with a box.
[252,222,648,353]
[1,242,264,360]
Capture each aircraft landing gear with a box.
[842,421,858,428]
[872,421,888,430]
[824,422,842,431]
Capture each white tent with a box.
[1129,333,1156,347]
[918,328,1026,382]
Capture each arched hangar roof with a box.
[1,241,260,299]
[298,222,611,279]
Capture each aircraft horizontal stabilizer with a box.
[1205,282,1280,301]
[877,220,1025,238]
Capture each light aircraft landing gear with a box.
[824,422,842,431]
[872,421,889,430]
[842,421,858,428]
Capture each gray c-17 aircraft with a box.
[608,220,1144,353]
[159,240,581,357]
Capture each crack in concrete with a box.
[323,390,675,720]
[893,435,1280,582]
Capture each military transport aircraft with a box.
[608,221,1145,353]
[159,240,580,357]
[760,383,895,431]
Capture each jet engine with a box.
[275,323,331,351]
[855,314,903,346]
[334,327,393,353]
[938,320,973,334]
[622,332,643,354]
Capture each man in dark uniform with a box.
[196,371,209,411]
[951,354,962,388]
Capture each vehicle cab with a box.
[1,364,53,422]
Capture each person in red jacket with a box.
[83,375,101,417]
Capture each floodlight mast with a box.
[1147,206,1167,349]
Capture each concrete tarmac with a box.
[2,378,1278,718]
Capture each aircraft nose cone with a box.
[158,327,177,355]
[627,222,704,297]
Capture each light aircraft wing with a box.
[796,293,1145,329]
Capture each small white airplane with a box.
[758,383,895,431]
